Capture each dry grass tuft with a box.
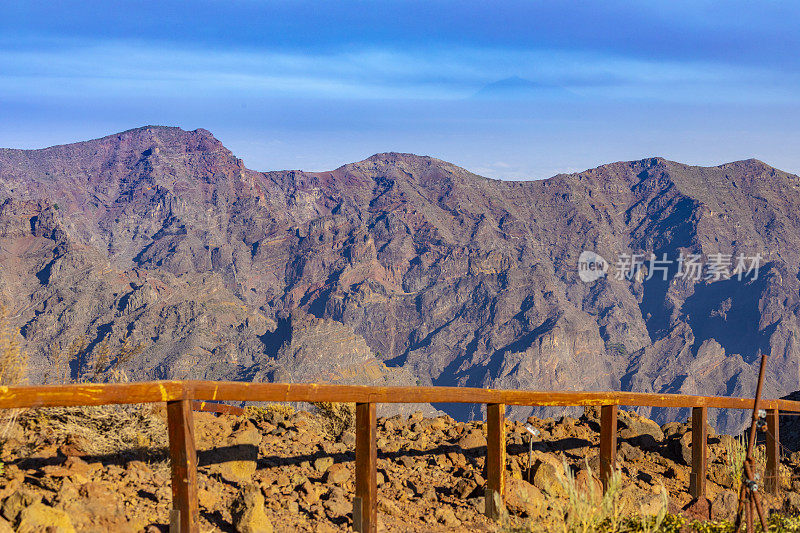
[0,301,27,444]
[313,402,355,437]
[246,403,296,423]
[0,301,27,387]
[18,404,168,458]
[505,461,669,533]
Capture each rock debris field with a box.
[1,403,799,532]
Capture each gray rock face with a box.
[2,126,799,432]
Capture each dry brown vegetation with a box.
[313,401,355,437]
[0,300,27,447]
[0,301,27,388]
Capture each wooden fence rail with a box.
[1,381,798,533]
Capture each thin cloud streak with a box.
[0,39,794,103]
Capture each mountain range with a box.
[2,126,799,432]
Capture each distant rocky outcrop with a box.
[2,126,800,432]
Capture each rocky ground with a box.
[0,404,799,532]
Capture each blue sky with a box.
[1,1,799,178]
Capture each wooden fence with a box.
[1,380,799,533]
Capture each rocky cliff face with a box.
[2,126,799,432]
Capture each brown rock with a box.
[314,456,334,473]
[16,502,75,533]
[712,490,738,521]
[324,463,350,486]
[300,480,323,506]
[231,485,273,533]
[505,477,544,515]
[532,460,565,498]
[198,488,219,510]
[323,493,350,517]
[1,489,41,524]
[458,430,487,450]
[454,478,478,499]
[683,497,712,521]
[434,507,461,527]
[619,441,644,462]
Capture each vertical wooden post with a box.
[167,398,199,533]
[600,404,618,492]
[690,406,708,499]
[765,408,779,494]
[485,403,506,520]
[354,402,377,533]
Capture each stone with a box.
[619,411,665,442]
[230,424,262,447]
[378,497,402,516]
[198,488,220,510]
[575,468,602,494]
[454,478,478,499]
[712,490,739,521]
[420,486,437,501]
[708,461,733,488]
[619,441,644,462]
[231,485,273,533]
[532,460,565,498]
[2,489,41,523]
[323,494,350,517]
[505,477,544,515]
[434,507,461,527]
[16,502,75,533]
[341,432,356,447]
[668,433,693,465]
[218,459,258,484]
[637,492,667,516]
[299,480,323,506]
[468,497,485,514]
[324,464,350,485]
[458,430,487,450]
[683,497,712,521]
[314,456,334,473]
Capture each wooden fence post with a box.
[354,402,377,533]
[765,408,780,494]
[690,406,707,499]
[167,398,199,533]
[600,405,618,491]
[485,403,506,520]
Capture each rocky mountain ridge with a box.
[2,126,800,432]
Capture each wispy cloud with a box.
[0,38,795,104]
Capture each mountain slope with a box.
[2,126,798,432]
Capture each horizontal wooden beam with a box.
[191,401,245,416]
[0,380,799,412]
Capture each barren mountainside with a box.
[2,126,800,432]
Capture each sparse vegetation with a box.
[17,404,168,459]
[245,403,295,423]
[0,301,28,387]
[313,401,355,437]
[724,435,747,492]
[0,300,27,458]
